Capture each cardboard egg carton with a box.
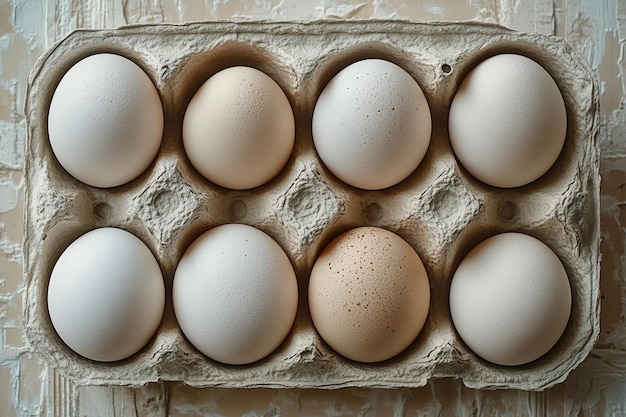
[23,20,600,390]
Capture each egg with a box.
[173,223,298,365]
[449,232,572,366]
[308,227,430,363]
[448,53,567,188]
[47,228,165,362]
[183,66,295,190]
[312,59,432,190]
[48,53,163,188]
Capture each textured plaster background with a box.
[0,0,625,416]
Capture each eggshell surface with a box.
[308,227,430,363]
[183,66,295,190]
[47,227,165,362]
[48,53,163,188]
[449,232,572,366]
[448,54,567,188]
[173,223,298,365]
[312,59,432,190]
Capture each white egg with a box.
[183,66,295,190]
[449,232,571,366]
[47,228,165,362]
[448,54,567,188]
[312,59,432,190]
[48,53,163,188]
[173,223,298,365]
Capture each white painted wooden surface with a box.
[1,0,624,416]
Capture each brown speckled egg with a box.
[308,226,430,362]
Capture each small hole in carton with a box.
[441,63,452,74]
[229,199,248,220]
[364,203,383,222]
[93,202,112,220]
[499,201,518,221]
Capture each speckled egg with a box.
[308,226,430,362]
[312,59,432,190]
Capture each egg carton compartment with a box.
[23,20,600,390]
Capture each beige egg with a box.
[183,66,295,190]
[308,226,430,362]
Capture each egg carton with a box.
[23,20,600,390]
